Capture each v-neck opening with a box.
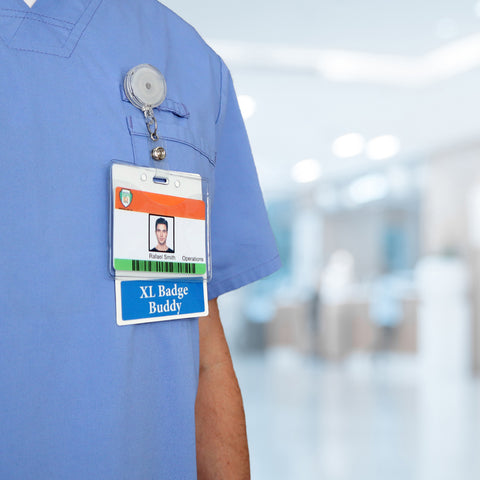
[0,0,103,57]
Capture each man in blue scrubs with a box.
[0,0,280,479]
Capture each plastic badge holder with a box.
[110,162,211,325]
[110,162,211,282]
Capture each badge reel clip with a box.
[124,64,169,172]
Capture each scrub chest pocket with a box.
[124,96,216,184]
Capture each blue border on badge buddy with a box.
[120,278,205,320]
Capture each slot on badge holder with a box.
[153,176,169,185]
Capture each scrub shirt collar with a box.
[1,0,103,57]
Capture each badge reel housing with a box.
[124,63,166,112]
[124,64,167,149]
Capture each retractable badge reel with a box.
[124,63,168,162]
[111,65,211,326]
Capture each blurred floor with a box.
[233,349,480,480]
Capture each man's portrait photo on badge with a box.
[149,215,175,253]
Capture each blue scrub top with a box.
[0,0,280,478]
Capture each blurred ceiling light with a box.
[366,134,400,160]
[213,33,480,87]
[318,50,420,85]
[237,94,256,120]
[291,158,322,183]
[332,133,365,158]
[348,173,389,204]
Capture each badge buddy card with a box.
[111,162,209,325]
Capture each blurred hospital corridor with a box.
[166,0,480,478]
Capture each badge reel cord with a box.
[124,64,170,184]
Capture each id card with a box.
[111,163,209,325]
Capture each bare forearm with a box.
[195,299,250,480]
